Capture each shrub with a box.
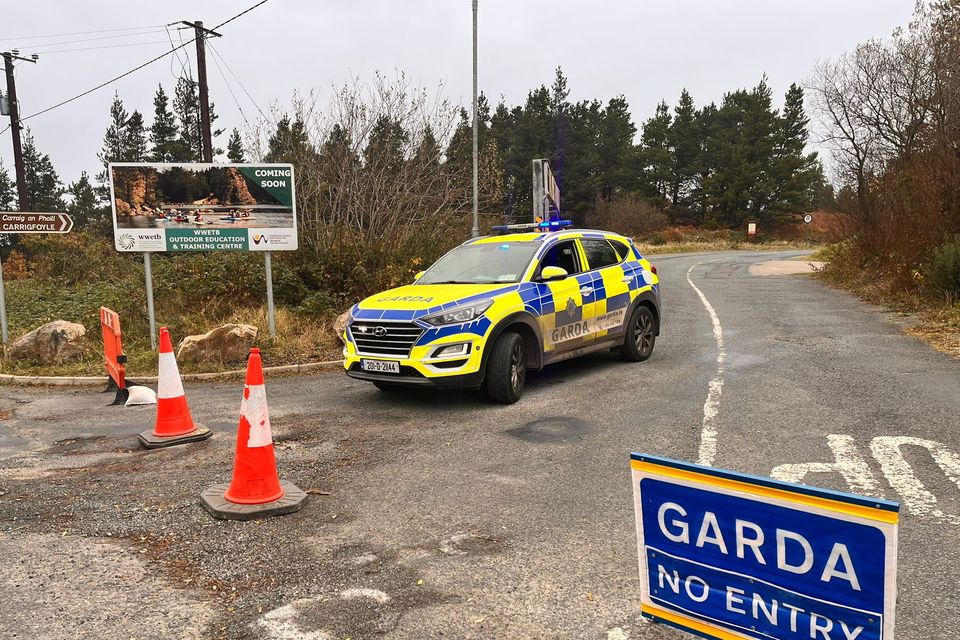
[2,250,28,280]
[924,236,960,299]
[590,197,668,238]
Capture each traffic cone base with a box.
[138,425,212,449]
[201,347,306,520]
[201,480,306,521]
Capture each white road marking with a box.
[340,587,392,604]
[771,434,960,524]
[870,436,960,524]
[606,627,629,640]
[771,434,882,497]
[258,600,333,640]
[687,262,726,466]
[439,533,475,556]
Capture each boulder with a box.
[333,310,350,344]
[7,321,87,363]
[176,324,258,364]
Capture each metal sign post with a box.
[143,252,157,351]
[264,251,276,337]
[0,255,7,343]
[0,211,74,343]
[531,159,561,222]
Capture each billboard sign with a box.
[631,453,899,640]
[109,163,297,252]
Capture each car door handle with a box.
[580,286,594,296]
[622,276,633,283]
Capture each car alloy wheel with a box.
[510,340,525,393]
[634,310,654,356]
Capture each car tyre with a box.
[620,305,657,362]
[486,331,526,404]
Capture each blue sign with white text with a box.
[631,454,899,640]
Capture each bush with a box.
[2,250,28,280]
[590,197,668,238]
[924,236,960,298]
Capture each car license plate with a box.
[361,359,400,374]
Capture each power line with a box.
[6,28,169,50]
[34,40,173,56]
[207,42,248,124]
[212,0,271,30]
[164,24,192,80]
[207,42,267,121]
[15,0,271,124]
[0,24,167,41]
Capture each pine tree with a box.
[597,95,637,199]
[550,67,570,196]
[0,163,15,210]
[445,108,473,174]
[321,123,358,166]
[768,83,820,218]
[21,130,64,211]
[227,128,245,163]
[66,172,101,229]
[668,89,699,211]
[412,126,441,167]
[98,93,128,169]
[364,116,408,174]
[265,116,316,163]
[639,102,672,207]
[124,110,147,162]
[173,76,201,161]
[148,84,178,162]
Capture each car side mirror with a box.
[414,270,426,282]
[539,266,568,282]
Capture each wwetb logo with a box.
[118,233,136,250]
[253,234,268,245]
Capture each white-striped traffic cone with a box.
[138,327,212,449]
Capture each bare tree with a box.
[249,73,470,260]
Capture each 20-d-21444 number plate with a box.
[361,359,400,374]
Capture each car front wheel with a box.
[486,331,526,404]
[620,305,657,362]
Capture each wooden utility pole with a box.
[3,51,36,211]
[182,21,221,163]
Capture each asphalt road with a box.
[1,250,958,640]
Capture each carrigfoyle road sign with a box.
[631,454,899,640]
[0,212,74,233]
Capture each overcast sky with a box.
[1,0,915,185]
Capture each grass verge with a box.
[0,297,343,378]
[636,239,821,255]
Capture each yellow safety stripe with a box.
[631,460,898,524]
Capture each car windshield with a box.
[418,241,539,284]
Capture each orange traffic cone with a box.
[138,328,213,449]
[200,348,305,520]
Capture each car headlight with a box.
[422,300,493,326]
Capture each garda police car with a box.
[343,223,660,403]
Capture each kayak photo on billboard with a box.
[108,163,298,252]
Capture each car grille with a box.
[349,321,423,358]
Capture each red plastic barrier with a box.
[100,307,126,392]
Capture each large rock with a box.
[7,321,87,363]
[177,324,258,364]
[333,310,350,344]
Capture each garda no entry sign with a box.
[631,454,898,640]
[108,163,297,252]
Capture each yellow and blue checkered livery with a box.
[343,228,660,403]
